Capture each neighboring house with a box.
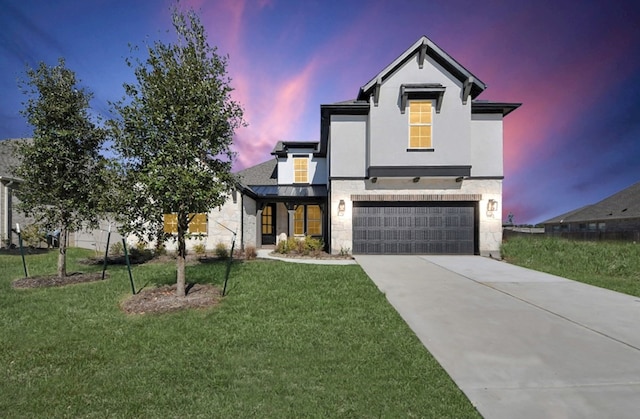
[197,35,520,256]
[0,139,31,247]
[542,181,640,241]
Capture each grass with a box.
[502,236,640,297]
[0,248,479,418]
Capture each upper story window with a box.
[293,157,308,183]
[409,100,433,149]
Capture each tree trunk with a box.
[175,216,187,297]
[57,227,67,278]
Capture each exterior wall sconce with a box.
[486,199,498,218]
[338,199,346,216]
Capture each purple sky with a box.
[2,0,639,224]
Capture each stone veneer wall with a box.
[330,178,503,257]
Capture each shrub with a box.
[109,241,124,256]
[193,243,206,255]
[340,246,351,256]
[215,242,229,259]
[305,235,323,252]
[135,241,147,252]
[20,224,45,248]
[245,245,257,260]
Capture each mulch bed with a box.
[12,272,105,289]
[121,284,221,315]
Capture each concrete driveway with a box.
[355,255,640,419]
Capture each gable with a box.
[358,36,486,104]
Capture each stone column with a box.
[256,209,263,247]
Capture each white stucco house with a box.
[171,36,520,257]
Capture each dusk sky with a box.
[2,0,639,224]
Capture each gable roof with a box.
[357,36,487,101]
[542,181,640,224]
[0,138,29,181]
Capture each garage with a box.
[352,202,477,254]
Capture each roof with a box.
[358,36,487,101]
[250,185,327,200]
[542,181,640,224]
[271,141,323,157]
[0,138,29,181]
[471,100,522,117]
[235,159,277,186]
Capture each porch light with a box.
[487,199,498,212]
[338,199,346,216]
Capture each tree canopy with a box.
[110,8,245,296]
[15,58,107,278]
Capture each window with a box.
[163,213,207,234]
[293,204,322,236]
[409,100,433,149]
[293,157,308,183]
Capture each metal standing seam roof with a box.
[249,185,327,199]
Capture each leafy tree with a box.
[15,58,107,278]
[110,8,245,297]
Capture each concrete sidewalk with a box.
[355,255,640,419]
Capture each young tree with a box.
[15,58,107,278]
[110,8,245,297]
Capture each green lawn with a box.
[1,248,479,418]
[502,236,640,297]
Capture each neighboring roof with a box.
[358,36,487,102]
[542,181,640,224]
[0,138,29,181]
[235,159,277,186]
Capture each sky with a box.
[1,0,640,224]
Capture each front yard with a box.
[0,248,479,418]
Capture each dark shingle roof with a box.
[0,138,30,180]
[543,181,640,224]
[235,159,277,186]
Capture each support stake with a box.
[122,239,136,295]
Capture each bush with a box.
[193,243,206,255]
[245,245,257,260]
[109,241,124,256]
[215,242,229,259]
[20,224,45,248]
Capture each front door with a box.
[261,203,276,245]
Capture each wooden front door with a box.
[261,204,276,245]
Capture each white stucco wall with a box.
[368,54,471,168]
[277,151,327,185]
[330,178,502,257]
[471,113,504,177]
[329,115,368,178]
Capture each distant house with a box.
[0,139,30,247]
[187,35,520,256]
[542,181,640,241]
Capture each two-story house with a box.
[198,36,518,257]
[132,36,519,257]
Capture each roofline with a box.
[472,101,522,117]
[271,140,324,157]
[358,36,486,101]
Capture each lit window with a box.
[163,213,207,234]
[409,101,432,149]
[293,157,308,183]
[307,205,322,235]
[293,205,322,236]
[294,206,305,235]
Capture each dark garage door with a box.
[352,202,476,254]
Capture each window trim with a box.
[293,204,322,237]
[408,100,434,150]
[293,156,309,184]
[163,212,208,235]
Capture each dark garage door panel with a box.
[352,203,475,254]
